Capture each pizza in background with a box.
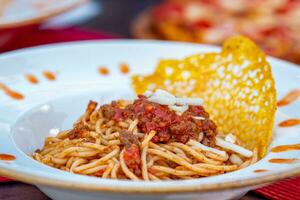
[134,0,300,64]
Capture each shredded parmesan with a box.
[49,128,60,136]
[216,137,253,158]
[192,116,205,120]
[187,139,227,157]
[229,154,243,165]
[225,133,236,144]
[143,90,153,98]
[175,97,203,106]
[148,94,176,105]
[168,105,189,113]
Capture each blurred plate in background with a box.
[0,0,87,29]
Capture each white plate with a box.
[0,0,87,28]
[0,40,299,200]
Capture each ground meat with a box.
[86,101,98,118]
[123,144,141,175]
[100,104,115,119]
[119,130,140,148]
[125,95,217,145]
[100,95,217,146]
[68,123,90,139]
[100,102,124,121]
[119,130,141,174]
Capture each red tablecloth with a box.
[0,26,120,52]
[0,26,299,200]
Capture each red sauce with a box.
[43,71,56,81]
[123,144,141,174]
[0,154,16,161]
[25,74,39,84]
[254,169,268,173]
[120,63,130,74]
[0,83,24,100]
[100,95,217,144]
[271,144,300,153]
[278,119,300,127]
[277,89,300,107]
[269,158,298,164]
[98,67,109,75]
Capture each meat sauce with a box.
[101,95,217,145]
[100,95,217,171]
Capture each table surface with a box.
[0,0,267,199]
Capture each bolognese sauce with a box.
[100,95,217,145]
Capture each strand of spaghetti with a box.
[102,160,115,178]
[108,140,121,146]
[239,159,251,169]
[141,131,156,148]
[151,165,198,176]
[194,163,237,171]
[149,142,166,152]
[148,149,216,175]
[148,173,161,181]
[45,137,61,143]
[147,155,159,168]
[118,121,128,128]
[70,158,88,173]
[42,148,62,156]
[106,132,120,140]
[41,156,51,164]
[57,130,70,139]
[73,148,119,172]
[160,144,192,163]
[96,138,101,145]
[133,127,138,135]
[136,132,145,138]
[95,119,105,133]
[187,140,227,157]
[56,147,95,158]
[80,165,107,175]
[120,149,140,180]
[141,146,149,181]
[39,147,56,156]
[33,153,41,161]
[128,119,138,132]
[175,165,219,174]
[99,137,109,145]
[104,127,114,136]
[204,151,229,162]
[90,131,100,139]
[66,157,75,169]
[70,150,99,157]
[250,148,258,165]
[161,144,187,156]
[81,143,106,151]
[51,157,68,165]
[171,142,222,165]
[111,161,120,179]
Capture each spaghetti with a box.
[33,89,257,181]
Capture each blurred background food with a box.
[133,0,300,64]
[0,0,300,64]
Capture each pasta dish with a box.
[34,89,257,181]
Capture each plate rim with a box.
[0,39,299,193]
[0,0,87,29]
